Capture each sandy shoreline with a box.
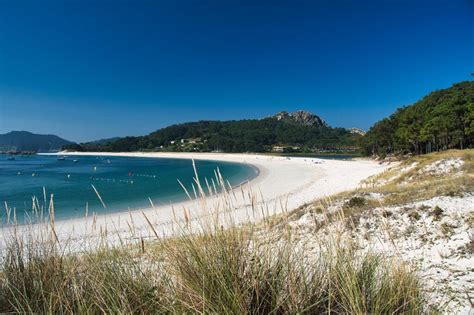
[3,152,392,249]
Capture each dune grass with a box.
[287,149,474,225]
[0,223,426,314]
[370,150,474,205]
[0,158,430,314]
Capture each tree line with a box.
[65,81,474,156]
[360,81,474,157]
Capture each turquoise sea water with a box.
[0,155,257,223]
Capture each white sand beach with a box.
[3,152,392,249]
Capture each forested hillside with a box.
[65,82,474,156]
[361,81,474,156]
[65,111,360,153]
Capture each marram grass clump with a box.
[0,222,427,314]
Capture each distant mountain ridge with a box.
[0,131,74,152]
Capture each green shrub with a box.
[346,196,367,208]
[430,206,444,220]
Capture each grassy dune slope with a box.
[282,149,474,313]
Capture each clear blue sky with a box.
[0,0,472,142]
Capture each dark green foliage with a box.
[430,206,444,220]
[408,210,421,221]
[345,196,367,208]
[361,81,474,156]
[65,115,360,153]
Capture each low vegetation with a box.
[283,149,474,312]
[287,150,473,224]
[0,221,426,314]
[365,150,473,206]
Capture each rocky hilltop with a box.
[274,110,328,127]
[347,127,366,136]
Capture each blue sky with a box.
[0,0,472,142]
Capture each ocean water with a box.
[0,155,258,223]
